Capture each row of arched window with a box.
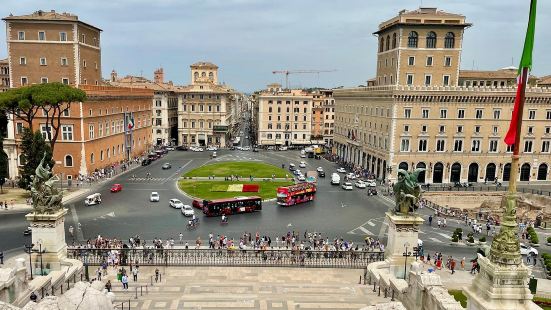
[380,31,455,52]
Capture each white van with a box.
[331,173,341,185]
[85,193,102,206]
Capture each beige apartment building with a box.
[257,84,313,147]
[178,62,235,147]
[334,7,551,183]
[3,10,102,87]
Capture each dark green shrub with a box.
[479,236,486,242]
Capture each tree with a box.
[0,83,86,152]
[0,135,8,193]
[17,128,53,189]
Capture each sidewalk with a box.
[0,162,144,215]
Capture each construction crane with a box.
[272,69,337,89]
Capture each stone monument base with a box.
[25,209,68,272]
[464,255,539,310]
[384,212,424,279]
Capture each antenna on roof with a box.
[472,60,475,70]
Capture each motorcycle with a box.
[23,226,32,236]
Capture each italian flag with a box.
[127,117,134,130]
[504,0,537,146]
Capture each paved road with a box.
[1,150,549,276]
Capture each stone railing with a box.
[12,258,83,308]
[366,261,463,310]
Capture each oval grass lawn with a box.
[178,180,294,200]
[183,161,289,178]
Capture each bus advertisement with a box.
[276,183,316,207]
[196,196,262,217]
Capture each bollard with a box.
[373,281,376,292]
[151,275,153,286]
[391,289,395,301]
[384,287,388,298]
[140,286,143,296]
[359,276,362,284]
[378,285,381,296]
[135,287,138,299]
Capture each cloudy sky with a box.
[1,0,549,92]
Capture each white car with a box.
[242,146,251,151]
[342,182,353,190]
[169,198,184,209]
[300,153,306,158]
[346,173,357,180]
[150,192,160,202]
[316,167,324,172]
[297,175,306,181]
[206,146,218,151]
[520,243,538,256]
[366,179,377,187]
[337,167,346,173]
[181,205,195,216]
[197,147,204,152]
[279,146,288,151]
[165,146,175,151]
[299,161,306,168]
[355,180,367,188]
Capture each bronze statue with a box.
[392,168,424,215]
[30,153,63,214]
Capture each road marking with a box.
[367,221,376,227]
[429,238,443,243]
[357,226,374,235]
[163,160,194,184]
[69,204,84,241]
[436,232,451,239]
[106,212,115,217]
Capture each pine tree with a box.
[17,128,54,189]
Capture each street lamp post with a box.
[82,250,89,281]
[24,244,34,280]
[402,242,412,280]
[33,242,45,276]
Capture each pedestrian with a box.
[450,258,456,274]
[96,268,102,281]
[30,291,38,302]
[105,280,112,292]
[179,233,183,244]
[0,251,3,264]
[437,219,441,228]
[428,215,432,226]
[121,274,129,290]
[460,257,465,270]
[132,267,138,281]
[155,268,160,283]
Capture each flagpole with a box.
[508,67,529,195]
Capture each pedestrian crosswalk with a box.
[126,177,181,182]
[213,154,261,162]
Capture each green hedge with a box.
[527,226,539,244]
[479,236,486,242]
[543,253,551,273]
[547,236,551,243]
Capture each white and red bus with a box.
[193,196,262,217]
[276,183,316,206]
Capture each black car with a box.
[176,145,188,151]
[318,171,325,177]
[141,159,152,166]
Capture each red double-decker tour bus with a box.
[276,183,316,206]
[194,196,263,217]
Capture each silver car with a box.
[150,192,160,202]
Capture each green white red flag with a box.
[504,0,537,146]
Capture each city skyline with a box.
[0,0,550,92]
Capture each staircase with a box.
[101,265,388,309]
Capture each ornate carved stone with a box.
[392,168,424,215]
[30,153,64,214]
[489,193,522,265]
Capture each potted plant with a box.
[450,228,463,245]
[547,236,551,246]
[478,236,487,245]
[467,233,475,246]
